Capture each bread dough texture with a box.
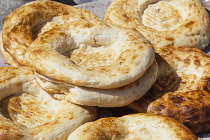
[0,67,97,139]
[1,1,100,66]
[1,1,155,89]
[129,46,210,134]
[105,0,210,50]
[67,113,197,140]
[26,19,155,89]
[35,60,157,107]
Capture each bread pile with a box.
[0,67,97,139]
[0,0,209,139]
[105,0,210,135]
[1,1,157,107]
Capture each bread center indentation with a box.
[70,45,117,71]
[1,93,55,128]
[142,1,183,31]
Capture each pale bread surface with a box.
[35,61,157,107]
[26,19,155,89]
[1,1,100,66]
[66,61,157,107]
[105,0,210,50]
[67,113,197,140]
[2,1,155,89]
[0,67,97,139]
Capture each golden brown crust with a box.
[105,0,210,50]
[2,1,100,66]
[147,90,210,124]
[2,1,155,89]
[129,46,210,134]
[0,115,26,140]
[25,19,155,89]
[67,113,197,140]
[0,67,97,139]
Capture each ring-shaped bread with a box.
[26,19,155,89]
[67,113,197,140]
[0,67,97,139]
[129,46,210,134]
[35,60,157,107]
[105,0,210,50]
[1,1,100,66]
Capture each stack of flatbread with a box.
[105,0,210,136]
[0,66,97,139]
[1,0,157,107]
[0,0,209,139]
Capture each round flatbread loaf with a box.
[1,1,155,89]
[67,113,197,140]
[1,1,100,66]
[35,60,157,107]
[26,19,155,89]
[129,46,210,134]
[0,67,97,139]
[105,0,210,50]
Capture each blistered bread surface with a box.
[105,0,210,50]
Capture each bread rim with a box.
[35,60,157,107]
[1,1,100,66]
[129,46,210,134]
[0,67,97,139]
[25,19,155,89]
[105,0,210,50]
[67,113,197,140]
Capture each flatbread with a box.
[2,1,155,89]
[35,61,157,107]
[26,19,155,89]
[0,67,97,139]
[67,113,197,140]
[1,1,100,66]
[129,46,210,134]
[105,0,210,50]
